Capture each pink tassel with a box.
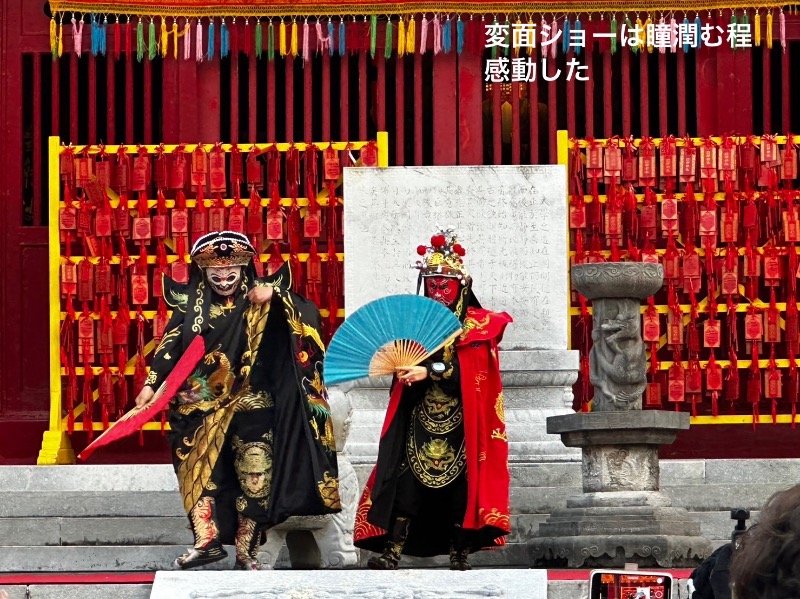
[316,22,324,52]
[540,16,549,51]
[670,17,677,53]
[72,17,84,57]
[658,17,666,54]
[420,15,429,54]
[780,10,786,52]
[196,19,203,62]
[433,14,442,54]
[183,20,191,60]
[303,20,310,61]
[550,17,558,59]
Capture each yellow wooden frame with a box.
[38,132,389,465]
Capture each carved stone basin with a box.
[572,262,664,301]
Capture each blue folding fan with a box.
[324,295,463,385]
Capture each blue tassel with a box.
[562,18,571,54]
[328,20,335,55]
[100,17,107,55]
[456,18,464,54]
[574,18,582,55]
[91,16,98,56]
[208,20,215,59]
[220,20,229,57]
[443,17,452,53]
[683,17,690,52]
[694,16,702,48]
[339,19,346,55]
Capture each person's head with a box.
[730,484,800,598]
[190,231,256,297]
[414,227,472,312]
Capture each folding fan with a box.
[77,335,206,461]
[324,295,462,385]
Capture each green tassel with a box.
[256,20,263,58]
[730,12,738,51]
[137,18,144,62]
[384,19,393,59]
[370,15,377,58]
[491,18,498,58]
[504,19,510,56]
[626,18,637,54]
[267,21,274,60]
[148,19,156,60]
[610,17,617,54]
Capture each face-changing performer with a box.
[133,231,340,570]
[354,228,513,570]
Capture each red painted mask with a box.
[425,276,460,307]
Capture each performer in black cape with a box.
[354,228,512,571]
[134,231,339,570]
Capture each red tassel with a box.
[244,19,252,57]
[114,21,121,59]
[289,252,302,293]
[267,242,284,275]
[711,391,719,417]
[231,18,239,55]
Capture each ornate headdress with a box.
[414,226,468,281]
[190,231,256,268]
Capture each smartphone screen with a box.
[589,570,672,599]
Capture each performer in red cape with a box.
[134,231,340,570]
[354,227,512,570]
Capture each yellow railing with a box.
[38,132,389,465]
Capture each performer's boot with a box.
[367,516,410,570]
[449,524,472,571]
[175,497,228,569]
[233,514,266,570]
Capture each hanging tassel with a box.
[540,15,549,57]
[644,16,653,53]
[443,16,452,54]
[433,14,442,54]
[328,19,335,56]
[682,17,690,52]
[658,16,666,54]
[136,18,144,61]
[370,15,377,58]
[100,16,107,56]
[407,15,415,53]
[230,17,239,55]
[780,9,786,52]
[694,15,702,49]
[279,19,287,56]
[160,17,168,58]
[421,15,429,54]
[562,18,571,54]
[146,18,155,60]
[610,16,617,54]
[302,20,310,62]
[669,17,677,53]
[73,16,84,58]
[339,18,346,56]
[196,19,203,62]
[220,18,229,58]
[59,17,64,57]
[171,18,178,59]
[316,21,324,53]
[767,11,773,49]
[291,19,299,56]
[257,20,265,60]
[51,16,58,60]
[730,12,737,51]
[207,18,215,60]
[244,18,251,57]
[385,18,393,59]
[125,19,131,57]
[456,17,464,54]
[755,11,761,46]
[398,18,406,57]
[91,16,98,56]
[183,19,191,60]
[550,17,558,59]
[574,17,581,56]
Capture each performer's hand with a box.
[248,285,274,305]
[396,366,428,386]
[134,386,156,408]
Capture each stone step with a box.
[0,517,191,547]
[0,492,183,518]
[0,585,151,599]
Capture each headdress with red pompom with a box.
[414,226,469,282]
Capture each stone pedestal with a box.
[529,263,712,568]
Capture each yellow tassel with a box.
[645,18,653,52]
[50,17,57,57]
[161,18,168,58]
[406,16,415,53]
[767,11,773,49]
[173,20,178,58]
[514,18,522,56]
[58,21,63,57]
[527,19,534,55]
[398,18,406,57]
[291,20,298,56]
[636,17,645,49]
[280,20,287,56]
[755,11,761,46]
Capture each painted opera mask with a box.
[425,276,461,308]
[204,265,243,296]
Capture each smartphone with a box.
[588,569,673,599]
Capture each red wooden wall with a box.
[2,1,800,462]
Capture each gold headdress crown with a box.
[414,226,468,280]
[191,231,256,268]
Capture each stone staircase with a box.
[0,459,794,597]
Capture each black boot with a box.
[367,517,410,570]
[449,524,472,571]
[175,497,228,570]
